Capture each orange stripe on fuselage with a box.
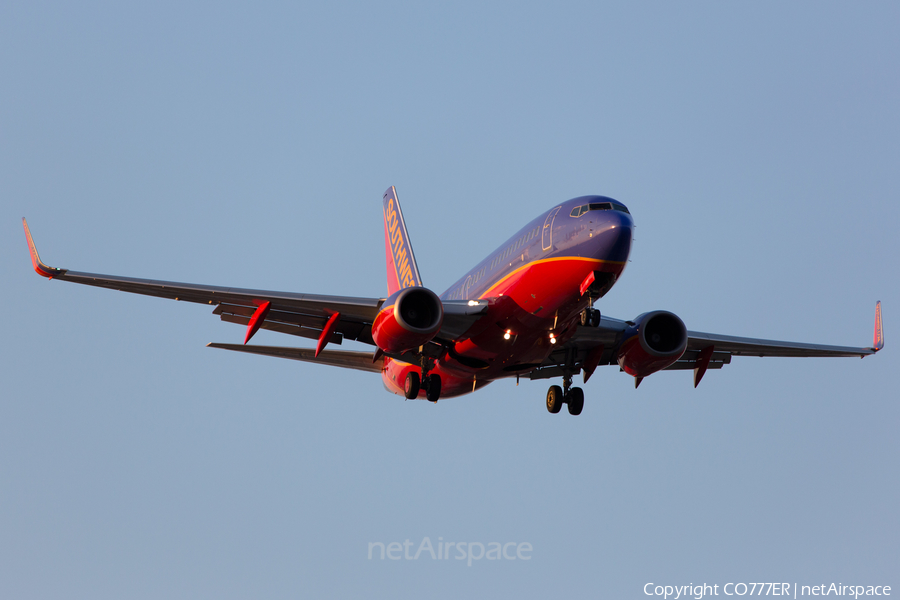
[431,255,627,381]
[477,256,624,311]
[382,257,627,396]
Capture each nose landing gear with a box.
[566,386,584,416]
[545,374,585,416]
[546,385,563,413]
[580,308,601,327]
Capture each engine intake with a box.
[617,310,687,378]
[372,287,444,353]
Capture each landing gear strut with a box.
[545,373,585,415]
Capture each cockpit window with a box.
[572,201,630,217]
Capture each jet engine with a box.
[372,286,444,353]
[617,310,687,378]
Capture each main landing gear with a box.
[404,370,442,402]
[545,374,584,416]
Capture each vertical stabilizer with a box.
[873,300,884,351]
[383,186,423,296]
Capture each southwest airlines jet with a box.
[24,187,883,415]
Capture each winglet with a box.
[382,186,423,296]
[22,218,66,279]
[872,301,884,351]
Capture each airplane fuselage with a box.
[23,186,880,410]
[382,196,634,398]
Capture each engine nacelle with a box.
[372,286,444,353]
[617,310,687,378]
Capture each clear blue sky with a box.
[2,2,897,598]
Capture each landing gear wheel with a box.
[425,374,441,402]
[566,387,584,416]
[404,371,421,399]
[546,385,563,414]
[580,308,601,327]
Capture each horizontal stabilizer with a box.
[207,343,382,373]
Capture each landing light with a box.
[467,300,480,306]
[504,330,512,340]
[549,333,556,345]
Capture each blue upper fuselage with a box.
[441,196,634,301]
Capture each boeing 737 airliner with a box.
[24,187,883,415]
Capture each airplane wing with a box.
[26,218,881,383]
[529,304,883,386]
[23,219,487,351]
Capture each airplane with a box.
[23,187,883,415]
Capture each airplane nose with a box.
[609,210,633,234]
[593,211,633,262]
